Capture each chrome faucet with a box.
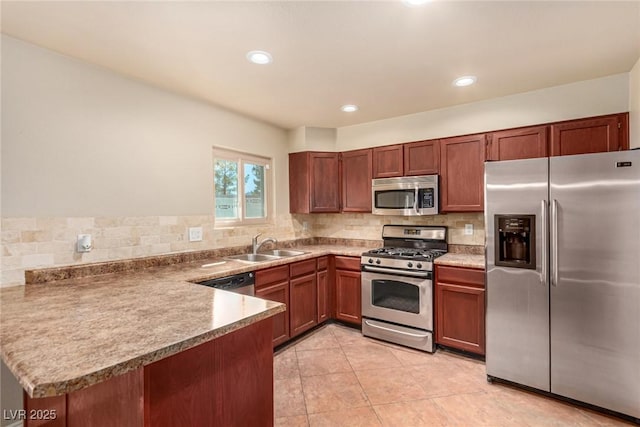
[252,233,278,254]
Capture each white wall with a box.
[336,74,630,150]
[629,57,640,149]
[1,35,290,217]
[287,126,336,153]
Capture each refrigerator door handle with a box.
[551,199,559,286]
[541,200,547,283]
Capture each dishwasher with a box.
[196,271,255,296]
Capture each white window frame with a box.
[213,146,272,227]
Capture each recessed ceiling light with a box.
[246,50,272,65]
[341,104,359,113]
[402,0,431,6]
[453,76,477,87]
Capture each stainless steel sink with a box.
[226,253,281,263]
[259,249,308,257]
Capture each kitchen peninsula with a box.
[0,259,287,426]
[0,243,376,427]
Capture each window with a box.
[213,147,271,225]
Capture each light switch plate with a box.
[189,227,203,242]
[464,224,474,235]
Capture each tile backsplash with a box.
[1,212,484,287]
[1,214,310,287]
[297,213,485,246]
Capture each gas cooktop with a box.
[363,247,447,261]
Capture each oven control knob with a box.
[408,262,413,268]
[368,258,374,264]
[376,259,381,264]
[417,263,423,269]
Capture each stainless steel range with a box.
[361,225,447,352]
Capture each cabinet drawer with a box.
[256,265,289,288]
[290,259,316,278]
[436,265,484,288]
[334,256,361,271]
[317,256,328,270]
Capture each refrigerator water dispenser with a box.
[494,215,536,269]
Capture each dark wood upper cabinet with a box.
[289,152,340,213]
[372,144,404,178]
[341,148,372,212]
[550,113,628,156]
[487,125,548,161]
[440,134,486,212]
[404,139,440,175]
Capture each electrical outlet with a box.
[77,234,92,252]
[188,227,203,242]
[464,224,474,235]
[302,221,309,231]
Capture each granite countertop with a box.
[435,253,486,269]
[0,244,373,399]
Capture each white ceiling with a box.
[2,1,639,130]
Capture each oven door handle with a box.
[362,265,431,278]
[364,320,430,338]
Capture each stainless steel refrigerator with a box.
[485,150,640,420]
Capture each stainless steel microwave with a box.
[372,175,439,216]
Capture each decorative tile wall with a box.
[1,215,310,288]
[297,213,485,246]
[1,212,484,288]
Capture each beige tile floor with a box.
[274,323,635,427]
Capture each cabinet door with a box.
[436,283,485,355]
[550,114,625,156]
[290,273,318,337]
[310,152,341,212]
[317,268,329,323]
[488,125,548,161]
[372,144,404,178]
[404,140,440,175]
[255,281,290,347]
[435,266,485,355]
[440,134,486,212]
[335,269,361,325]
[289,152,310,214]
[341,149,372,212]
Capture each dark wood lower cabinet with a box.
[256,281,290,347]
[435,265,485,355]
[290,272,318,337]
[24,319,274,427]
[334,256,362,325]
[256,265,291,347]
[317,268,329,323]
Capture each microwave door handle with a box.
[414,188,421,215]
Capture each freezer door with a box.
[485,158,550,391]
[550,151,640,418]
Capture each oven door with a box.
[361,270,432,331]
